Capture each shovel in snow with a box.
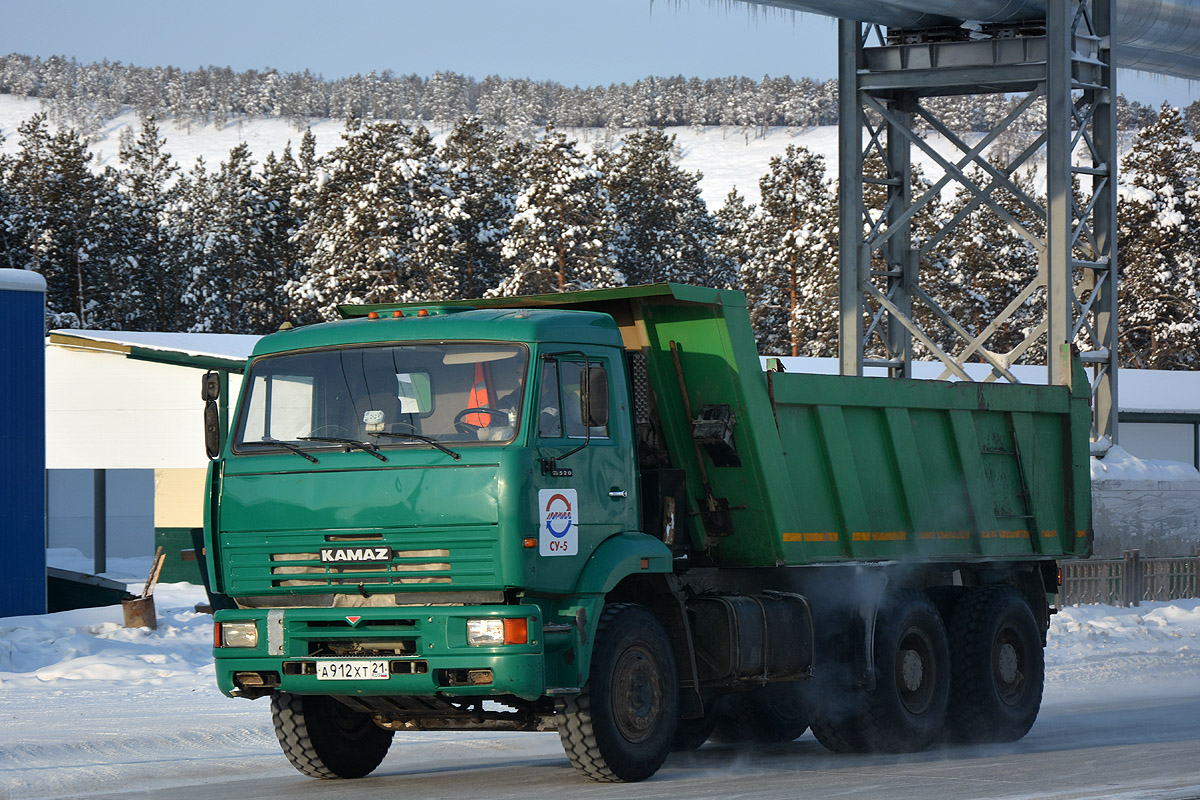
[123,546,166,629]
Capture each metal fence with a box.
[1058,551,1200,607]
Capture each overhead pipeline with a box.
[745,0,1200,80]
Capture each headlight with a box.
[466,618,529,646]
[466,619,505,646]
[219,621,259,648]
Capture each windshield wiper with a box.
[297,436,388,462]
[372,431,461,461]
[242,439,320,464]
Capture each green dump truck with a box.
[204,283,1090,782]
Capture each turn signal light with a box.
[503,617,528,645]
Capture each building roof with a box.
[48,330,258,372]
[0,268,47,293]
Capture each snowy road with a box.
[2,575,1198,800]
[16,691,1200,800]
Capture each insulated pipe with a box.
[744,0,1200,80]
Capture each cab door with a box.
[531,347,637,586]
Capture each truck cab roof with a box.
[250,307,624,359]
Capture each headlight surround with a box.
[466,618,528,646]
[219,621,259,648]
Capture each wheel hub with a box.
[612,647,663,744]
[997,642,1019,684]
[900,648,924,692]
[895,627,936,715]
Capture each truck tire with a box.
[710,683,809,744]
[946,585,1044,743]
[271,692,394,779]
[560,603,678,782]
[810,702,870,754]
[857,590,951,752]
[670,711,717,752]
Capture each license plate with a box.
[315,660,389,680]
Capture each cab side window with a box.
[538,358,609,440]
[538,360,563,438]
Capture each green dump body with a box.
[343,283,1092,570]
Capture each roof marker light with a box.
[417,309,430,317]
[393,310,404,318]
[367,311,379,320]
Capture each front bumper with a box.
[213,605,548,701]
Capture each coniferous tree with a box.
[182,144,278,333]
[257,143,305,330]
[0,147,17,271]
[402,124,461,301]
[1117,104,1200,369]
[739,144,838,356]
[492,127,621,295]
[602,128,730,287]
[2,114,118,327]
[287,119,451,320]
[114,116,183,330]
[714,188,756,289]
[437,116,517,298]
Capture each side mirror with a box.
[204,400,222,460]
[580,365,609,428]
[201,371,220,402]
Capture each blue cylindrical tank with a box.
[0,269,47,617]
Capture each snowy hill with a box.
[0,94,951,209]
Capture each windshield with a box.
[233,343,528,453]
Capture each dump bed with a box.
[342,283,1092,568]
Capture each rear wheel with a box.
[946,585,1044,743]
[811,591,950,754]
[711,683,809,744]
[271,692,393,779]
[858,590,951,752]
[560,603,678,782]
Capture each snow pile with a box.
[0,585,214,691]
[1090,444,1200,485]
[1046,600,1200,699]
[1089,446,1200,558]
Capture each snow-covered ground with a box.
[2,551,1198,798]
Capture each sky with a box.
[1,0,1197,107]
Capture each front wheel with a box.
[560,603,679,782]
[271,692,393,779]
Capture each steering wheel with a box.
[454,407,508,434]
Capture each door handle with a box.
[609,489,628,499]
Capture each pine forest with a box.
[3,53,1200,370]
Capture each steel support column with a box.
[839,19,865,377]
[836,0,1118,444]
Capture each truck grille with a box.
[221,529,499,594]
[271,549,452,587]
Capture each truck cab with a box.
[208,305,674,767]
